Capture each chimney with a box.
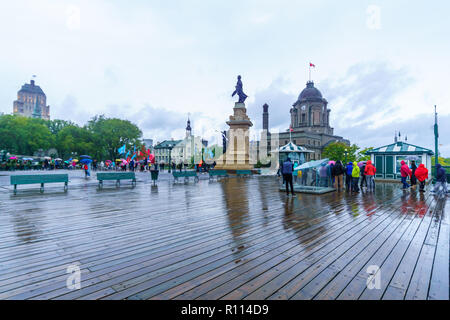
[30,80,35,86]
[262,103,269,131]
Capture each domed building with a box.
[276,80,350,161]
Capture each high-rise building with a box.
[13,79,50,120]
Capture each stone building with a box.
[277,80,349,160]
[13,79,50,120]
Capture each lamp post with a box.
[434,105,439,167]
[344,148,348,164]
[168,144,173,173]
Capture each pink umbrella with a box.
[328,160,335,165]
[121,160,128,165]
[9,156,17,160]
[357,161,367,168]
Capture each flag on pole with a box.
[289,125,294,132]
[309,62,315,67]
[118,144,126,154]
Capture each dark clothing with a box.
[360,164,367,187]
[284,174,294,195]
[332,162,345,176]
[436,164,447,183]
[419,180,426,192]
[346,174,352,191]
[352,177,359,192]
[281,160,294,174]
[410,163,417,185]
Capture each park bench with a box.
[236,170,252,177]
[10,174,68,195]
[97,172,136,188]
[208,169,228,181]
[173,171,199,183]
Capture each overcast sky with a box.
[1,1,449,156]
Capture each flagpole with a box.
[309,66,311,82]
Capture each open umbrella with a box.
[405,155,419,161]
[105,160,112,163]
[9,156,17,160]
[22,157,34,161]
[72,159,79,163]
[328,160,335,165]
[121,160,128,165]
[55,158,62,161]
[80,158,93,164]
[357,161,367,168]
[44,156,51,160]
[80,155,91,159]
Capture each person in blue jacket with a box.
[281,157,295,196]
[433,163,448,194]
[346,162,353,192]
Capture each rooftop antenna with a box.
[394,130,397,143]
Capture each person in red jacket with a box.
[414,164,428,192]
[400,160,412,189]
[364,160,377,191]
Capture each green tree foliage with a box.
[86,115,142,160]
[431,156,450,166]
[0,114,143,160]
[0,115,54,155]
[322,142,359,163]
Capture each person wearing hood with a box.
[433,163,448,194]
[345,162,353,192]
[364,160,377,191]
[281,157,295,195]
[319,163,328,187]
[360,162,367,189]
[400,160,412,189]
[332,160,345,191]
[351,162,360,192]
[410,160,417,189]
[414,164,429,192]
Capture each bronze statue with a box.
[232,75,248,103]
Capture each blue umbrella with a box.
[80,155,91,159]
[80,158,93,164]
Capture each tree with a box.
[0,115,53,155]
[357,147,373,161]
[322,142,359,163]
[86,115,142,160]
[55,125,95,159]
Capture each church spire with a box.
[185,114,192,138]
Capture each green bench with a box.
[97,172,136,188]
[10,174,68,194]
[236,170,252,177]
[209,169,228,180]
[173,171,199,183]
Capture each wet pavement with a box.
[0,171,448,300]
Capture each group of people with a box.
[329,160,376,192]
[280,156,447,196]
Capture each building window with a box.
[301,113,306,123]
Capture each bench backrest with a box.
[236,170,252,175]
[173,171,198,178]
[97,172,136,180]
[209,170,228,176]
[11,174,68,185]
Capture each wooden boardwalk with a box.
[0,176,448,300]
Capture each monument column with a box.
[215,76,254,171]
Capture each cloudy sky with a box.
[1,0,449,155]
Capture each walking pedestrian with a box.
[414,163,428,192]
[351,161,360,192]
[332,160,345,191]
[400,160,412,189]
[364,160,376,191]
[282,157,295,195]
[319,163,328,187]
[433,163,448,194]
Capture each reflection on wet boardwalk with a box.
[0,176,448,300]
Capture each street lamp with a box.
[344,148,348,164]
[168,144,174,173]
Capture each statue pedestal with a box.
[215,102,253,171]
